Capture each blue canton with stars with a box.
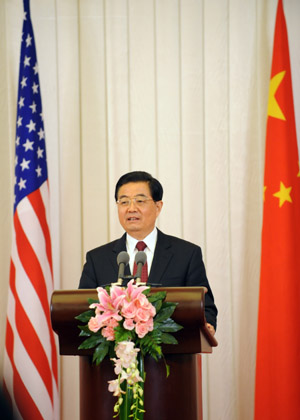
[14,0,48,213]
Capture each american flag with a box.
[3,1,59,419]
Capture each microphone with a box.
[135,251,147,284]
[116,251,130,285]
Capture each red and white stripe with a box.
[4,181,59,420]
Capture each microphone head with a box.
[135,251,147,265]
[117,251,130,266]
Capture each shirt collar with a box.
[126,227,158,253]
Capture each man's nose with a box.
[128,199,138,210]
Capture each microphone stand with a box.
[111,276,162,287]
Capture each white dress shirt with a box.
[126,228,158,275]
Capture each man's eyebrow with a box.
[118,194,148,199]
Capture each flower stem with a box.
[136,354,145,420]
[119,380,133,420]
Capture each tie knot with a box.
[136,241,147,251]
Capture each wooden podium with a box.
[51,287,217,420]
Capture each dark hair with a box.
[115,171,163,202]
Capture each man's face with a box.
[117,182,163,240]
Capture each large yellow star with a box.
[273,181,292,207]
[263,186,267,201]
[268,71,286,120]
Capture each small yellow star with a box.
[268,71,286,121]
[297,161,300,177]
[263,186,267,201]
[273,181,292,207]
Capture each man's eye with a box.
[136,199,144,204]
[121,200,129,206]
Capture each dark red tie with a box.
[133,241,148,283]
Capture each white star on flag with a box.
[25,33,32,47]
[35,165,42,177]
[20,76,27,88]
[26,119,36,132]
[33,62,38,74]
[18,177,27,190]
[29,101,37,113]
[37,147,44,158]
[20,158,30,170]
[38,127,45,139]
[22,138,34,151]
[32,81,39,93]
[18,97,25,108]
[24,55,31,67]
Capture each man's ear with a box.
[155,200,163,216]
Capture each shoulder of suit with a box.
[86,235,125,255]
[157,230,201,250]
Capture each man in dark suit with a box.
[79,171,217,333]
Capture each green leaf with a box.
[75,309,95,323]
[141,343,162,361]
[139,330,163,360]
[161,301,177,308]
[142,289,151,296]
[158,319,183,333]
[160,333,178,345]
[78,334,104,350]
[108,344,116,359]
[154,305,176,323]
[161,301,177,312]
[152,299,162,313]
[78,325,92,337]
[114,326,134,343]
[140,329,161,345]
[147,291,166,303]
[92,341,110,365]
[87,298,98,305]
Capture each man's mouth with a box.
[127,217,139,221]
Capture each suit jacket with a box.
[79,229,218,329]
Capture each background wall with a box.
[1,1,300,419]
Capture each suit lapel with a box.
[111,230,174,283]
[148,230,173,286]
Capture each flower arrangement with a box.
[76,279,182,419]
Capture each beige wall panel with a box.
[55,2,81,286]
[105,0,131,241]
[180,0,206,246]
[203,1,235,418]
[228,1,261,419]
[80,1,110,254]
[0,1,14,378]
[55,2,81,420]
[128,0,157,173]
[155,0,182,237]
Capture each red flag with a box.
[255,1,300,419]
[3,1,59,419]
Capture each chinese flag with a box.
[255,1,300,419]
